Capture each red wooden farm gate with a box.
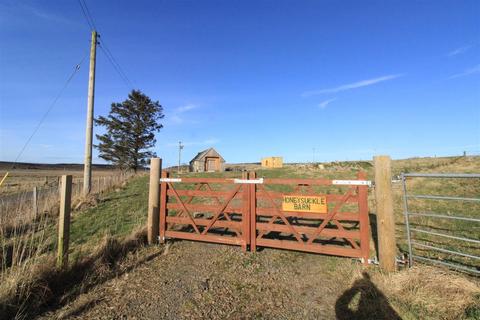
[159,171,371,263]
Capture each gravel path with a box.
[38,240,399,320]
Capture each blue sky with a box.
[0,0,479,168]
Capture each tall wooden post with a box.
[374,155,396,272]
[148,158,161,244]
[83,30,98,196]
[57,175,72,268]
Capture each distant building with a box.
[261,157,283,168]
[189,148,226,172]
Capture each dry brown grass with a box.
[0,227,148,320]
[380,265,480,319]
[0,172,140,319]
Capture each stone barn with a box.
[189,148,226,172]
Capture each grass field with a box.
[0,155,479,319]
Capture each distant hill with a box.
[0,161,116,171]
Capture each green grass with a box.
[69,176,148,251]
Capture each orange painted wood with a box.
[166,216,242,230]
[256,190,359,203]
[254,222,361,239]
[256,238,362,258]
[165,230,243,246]
[167,203,244,214]
[167,189,244,197]
[255,208,360,221]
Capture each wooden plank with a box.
[159,171,168,243]
[167,203,244,214]
[250,171,257,252]
[165,230,243,246]
[255,222,361,239]
[357,171,370,265]
[256,190,359,203]
[255,208,360,221]
[166,216,242,229]
[256,238,362,258]
[167,189,244,197]
[374,156,396,272]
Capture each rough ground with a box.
[38,240,402,320]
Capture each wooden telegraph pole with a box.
[83,30,98,196]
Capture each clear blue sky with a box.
[1,0,479,168]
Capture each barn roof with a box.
[190,148,225,163]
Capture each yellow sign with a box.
[282,195,327,213]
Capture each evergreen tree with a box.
[95,90,164,172]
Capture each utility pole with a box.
[178,141,184,174]
[83,30,98,196]
[312,147,316,163]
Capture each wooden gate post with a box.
[159,171,168,244]
[57,175,72,268]
[148,158,161,244]
[374,155,397,272]
[249,171,257,252]
[357,171,370,265]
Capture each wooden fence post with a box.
[374,155,397,272]
[57,175,72,268]
[33,186,38,219]
[148,158,161,244]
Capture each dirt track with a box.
[38,240,401,320]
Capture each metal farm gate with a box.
[159,171,371,263]
[401,173,480,275]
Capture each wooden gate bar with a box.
[167,203,243,214]
[256,238,362,258]
[255,209,360,221]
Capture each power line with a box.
[76,0,135,90]
[11,54,88,166]
[99,41,135,89]
[77,0,96,31]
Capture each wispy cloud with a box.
[21,4,74,25]
[169,104,199,124]
[167,138,219,147]
[302,74,404,97]
[447,45,472,57]
[318,98,336,109]
[449,64,480,79]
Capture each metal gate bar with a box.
[401,172,480,275]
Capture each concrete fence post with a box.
[148,158,161,244]
[57,175,72,268]
[374,155,397,272]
